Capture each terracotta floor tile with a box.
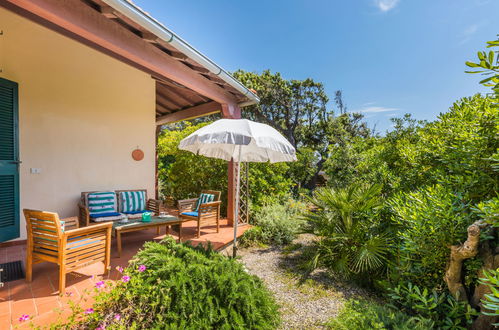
[0,300,10,316]
[11,299,36,321]
[0,285,10,299]
[32,285,57,299]
[9,286,32,302]
[58,286,80,310]
[35,295,60,315]
[0,313,11,330]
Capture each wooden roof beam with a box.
[156,83,195,107]
[156,103,172,115]
[5,0,240,110]
[156,101,220,125]
[156,93,182,110]
[99,5,117,19]
[182,61,210,74]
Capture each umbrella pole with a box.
[233,145,242,258]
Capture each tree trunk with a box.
[445,221,482,302]
[445,222,498,329]
[304,158,326,191]
[472,235,499,330]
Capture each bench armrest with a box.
[62,217,79,230]
[78,202,90,227]
[178,198,198,212]
[147,199,162,215]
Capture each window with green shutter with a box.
[0,77,20,242]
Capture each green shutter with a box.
[0,78,20,242]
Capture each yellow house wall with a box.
[0,8,156,241]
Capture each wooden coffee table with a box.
[114,216,187,257]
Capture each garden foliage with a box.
[76,238,280,329]
[240,197,307,246]
[389,185,473,290]
[386,282,477,329]
[303,184,393,280]
[326,299,434,330]
[155,38,499,327]
[479,269,499,325]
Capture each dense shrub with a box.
[240,198,306,246]
[326,299,434,330]
[389,184,474,290]
[411,95,498,202]
[303,184,393,281]
[76,238,280,329]
[479,268,499,325]
[386,282,477,329]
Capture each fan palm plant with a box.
[304,184,393,279]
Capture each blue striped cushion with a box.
[120,191,146,212]
[181,211,198,217]
[87,191,116,215]
[194,193,215,212]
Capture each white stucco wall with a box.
[0,7,156,240]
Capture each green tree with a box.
[233,70,370,190]
[466,36,499,105]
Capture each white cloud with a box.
[459,24,479,45]
[375,0,399,12]
[352,106,399,114]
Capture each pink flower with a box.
[96,325,106,330]
[114,314,121,321]
[84,308,94,315]
[121,275,130,283]
[18,314,29,322]
[138,265,146,272]
[116,266,124,273]
[65,291,73,297]
[95,281,105,289]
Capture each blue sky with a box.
[135,0,498,132]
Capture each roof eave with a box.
[100,0,260,106]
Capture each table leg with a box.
[156,226,160,235]
[166,225,170,235]
[178,223,182,243]
[117,230,122,258]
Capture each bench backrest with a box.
[115,189,148,213]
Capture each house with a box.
[0,0,258,244]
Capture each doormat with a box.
[0,261,24,283]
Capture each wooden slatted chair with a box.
[24,209,112,293]
[178,190,222,238]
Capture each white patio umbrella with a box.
[179,118,297,257]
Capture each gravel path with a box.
[238,235,365,329]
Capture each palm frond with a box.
[350,234,392,274]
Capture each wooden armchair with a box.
[178,190,222,238]
[24,209,112,293]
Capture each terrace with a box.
[0,218,249,329]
